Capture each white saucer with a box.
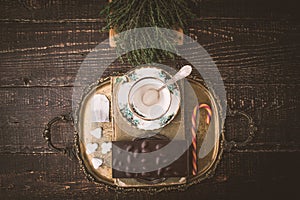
[115,67,181,130]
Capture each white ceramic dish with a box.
[115,67,181,130]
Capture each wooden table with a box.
[0,0,299,199]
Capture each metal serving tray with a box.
[43,76,256,193]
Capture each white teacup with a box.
[128,77,171,120]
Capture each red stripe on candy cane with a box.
[191,103,212,175]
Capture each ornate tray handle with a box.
[43,113,77,160]
[223,109,257,152]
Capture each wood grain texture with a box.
[0,153,299,199]
[0,19,299,86]
[0,0,299,199]
[0,85,298,154]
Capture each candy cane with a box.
[191,103,212,175]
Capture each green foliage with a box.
[100,0,195,65]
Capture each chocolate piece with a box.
[112,140,192,178]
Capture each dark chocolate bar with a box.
[112,139,192,178]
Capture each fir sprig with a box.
[100,0,195,65]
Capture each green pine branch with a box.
[100,0,196,65]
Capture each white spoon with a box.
[142,65,192,106]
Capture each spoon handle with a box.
[158,65,192,91]
[166,65,192,85]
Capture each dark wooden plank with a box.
[0,0,298,21]
[0,152,298,199]
[189,0,299,19]
[0,0,107,21]
[0,87,73,154]
[0,153,108,199]
[0,0,299,199]
[0,19,299,87]
[0,84,298,153]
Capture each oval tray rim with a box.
[74,75,225,193]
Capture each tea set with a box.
[115,65,192,130]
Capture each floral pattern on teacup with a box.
[116,67,181,130]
